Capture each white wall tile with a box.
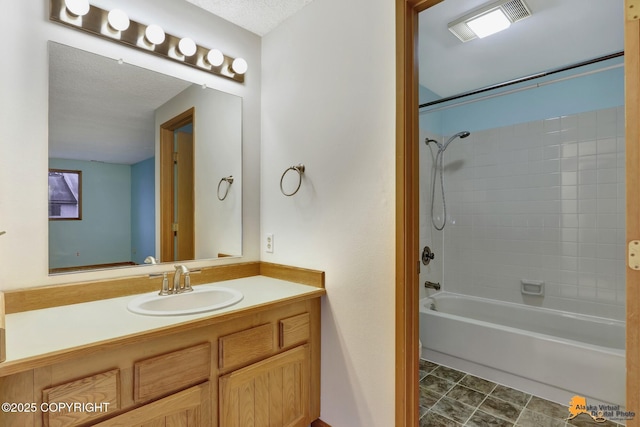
[579,140,597,156]
[597,138,618,154]
[421,108,625,319]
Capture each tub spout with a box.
[424,280,441,291]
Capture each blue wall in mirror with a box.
[49,157,155,271]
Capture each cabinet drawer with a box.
[279,313,310,348]
[134,342,210,403]
[42,368,119,427]
[219,323,274,370]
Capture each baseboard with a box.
[311,419,332,427]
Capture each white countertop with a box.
[4,276,322,365]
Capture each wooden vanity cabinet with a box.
[0,297,321,427]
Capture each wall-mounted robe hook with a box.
[217,176,234,201]
[280,164,305,196]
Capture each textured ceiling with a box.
[184,0,315,36]
[418,0,624,98]
[49,42,191,164]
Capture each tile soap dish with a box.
[521,280,544,296]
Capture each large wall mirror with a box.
[48,42,242,274]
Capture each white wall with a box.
[261,0,396,425]
[155,84,243,259]
[4,1,399,424]
[0,0,261,289]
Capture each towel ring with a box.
[217,176,234,201]
[280,164,305,196]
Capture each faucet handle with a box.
[183,273,193,292]
[158,272,170,295]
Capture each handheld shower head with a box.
[427,130,470,230]
[440,131,470,151]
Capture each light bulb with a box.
[145,25,166,45]
[206,49,224,67]
[178,38,197,57]
[231,58,248,75]
[108,9,130,32]
[64,0,90,16]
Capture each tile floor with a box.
[419,359,623,427]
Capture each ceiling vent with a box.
[448,0,532,43]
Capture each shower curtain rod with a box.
[421,62,623,114]
[419,51,624,110]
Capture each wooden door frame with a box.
[625,6,640,426]
[395,1,443,425]
[396,1,639,425]
[159,107,195,263]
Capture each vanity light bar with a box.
[50,0,247,83]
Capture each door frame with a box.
[159,107,195,262]
[624,7,640,425]
[395,1,443,425]
[395,1,639,426]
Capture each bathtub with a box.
[419,292,625,406]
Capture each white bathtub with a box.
[420,292,625,406]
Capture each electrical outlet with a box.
[265,233,274,253]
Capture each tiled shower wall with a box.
[420,106,625,320]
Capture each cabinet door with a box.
[219,345,310,427]
[93,382,209,427]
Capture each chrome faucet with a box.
[424,280,441,291]
[172,265,193,293]
[144,256,158,265]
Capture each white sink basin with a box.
[127,286,243,316]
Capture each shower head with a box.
[440,131,470,151]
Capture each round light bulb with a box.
[65,0,90,16]
[178,38,197,57]
[145,24,166,45]
[206,49,224,67]
[231,58,248,75]
[108,9,130,32]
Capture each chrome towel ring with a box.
[217,176,234,201]
[280,164,305,196]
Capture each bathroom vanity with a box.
[0,262,324,427]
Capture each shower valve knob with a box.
[422,246,435,265]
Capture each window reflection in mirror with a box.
[48,42,242,275]
[48,169,82,220]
